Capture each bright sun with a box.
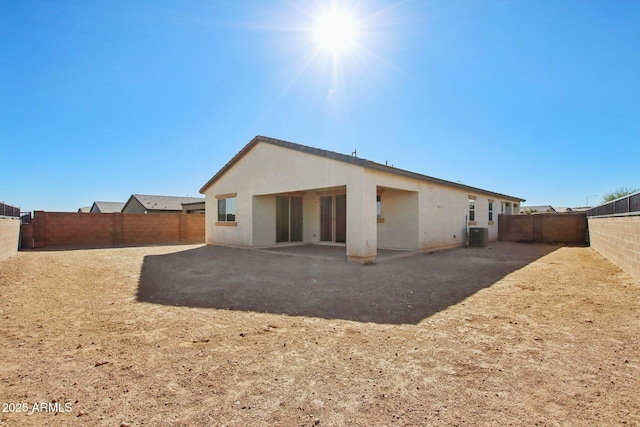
[314,8,356,55]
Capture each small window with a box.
[217,197,236,222]
[376,195,382,218]
[468,198,475,222]
[488,202,493,222]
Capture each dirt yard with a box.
[0,243,638,426]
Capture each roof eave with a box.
[199,135,526,203]
[364,161,526,202]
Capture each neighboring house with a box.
[199,136,525,263]
[571,206,591,212]
[554,207,574,213]
[78,206,91,213]
[521,205,556,214]
[90,201,125,213]
[182,201,206,214]
[122,194,205,214]
[521,206,583,214]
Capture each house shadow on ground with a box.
[137,242,557,325]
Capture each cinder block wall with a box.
[29,211,205,248]
[588,216,640,283]
[539,214,588,244]
[0,217,20,261]
[498,213,587,245]
[180,214,206,243]
[42,212,114,247]
[497,215,534,242]
[20,224,34,249]
[121,213,180,245]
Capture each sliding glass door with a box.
[320,194,346,243]
[276,196,303,243]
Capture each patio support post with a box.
[346,174,377,264]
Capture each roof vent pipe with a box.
[352,149,357,157]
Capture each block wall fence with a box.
[497,213,588,245]
[15,212,638,284]
[0,217,20,261]
[20,211,205,249]
[588,216,640,283]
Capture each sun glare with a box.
[314,8,356,55]
[261,1,401,107]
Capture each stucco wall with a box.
[366,167,507,251]
[588,216,640,283]
[252,195,276,247]
[205,142,374,251]
[302,193,320,244]
[202,141,522,260]
[418,183,473,250]
[377,188,419,250]
[0,217,20,262]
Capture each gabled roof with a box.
[91,201,125,213]
[554,207,574,213]
[521,205,556,214]
[126,194,205,211]
[200,135,526,202]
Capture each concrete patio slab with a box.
[255,244,417,262]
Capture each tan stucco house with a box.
[200,136,524,263]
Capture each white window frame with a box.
[468,196,476,224]
[216,193,237,225]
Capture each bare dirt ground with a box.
[0,242,638,426]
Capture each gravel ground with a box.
[0,242,638,426]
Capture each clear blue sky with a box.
[2,0,638,212]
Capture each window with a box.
[488,201,494,222]
[501,202,505,214]
[217,196,236,222]
[468,198,476,222]
[376,194,386,223]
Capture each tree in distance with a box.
[601,186,639,203]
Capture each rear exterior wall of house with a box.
[203,142,521,260]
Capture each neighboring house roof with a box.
[124,194,205,212]
[554,207,574,213]
[200,135,526,202]
[78,206,91,213]
[182,201,205,210]
[90,201,125,213]
[182,201,205,207]
[521,205,556,214]
[182,201,206,214]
